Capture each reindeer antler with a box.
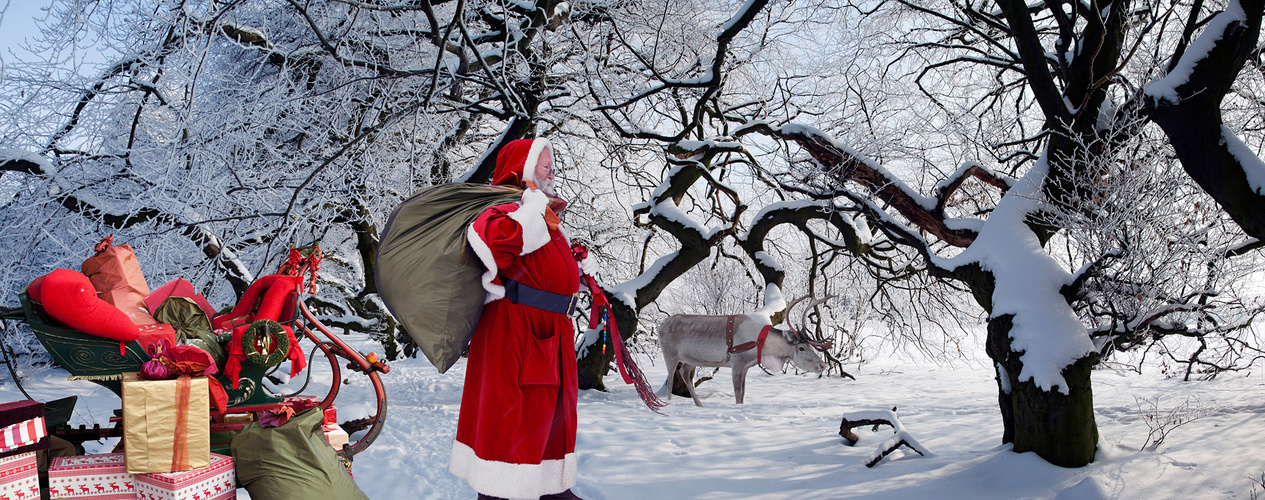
[785,294,836,350]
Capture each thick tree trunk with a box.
[987,315,1098,467]
[670,366,693,397]
[576,293,637,391]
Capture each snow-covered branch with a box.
[838,408,932,468]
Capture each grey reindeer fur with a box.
[656,313,826,406]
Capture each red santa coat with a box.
[450,138,580,499]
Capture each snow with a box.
[936,155,1096,393]
[750,200,827,224]
[652,198,719,240]
[750,283,786,322]
[1220,125,1265,195]
[751,250,784,274]
[6,335,1264,499]
[720,0,762,34]
[609,250,680,310]
[0,149,53,170]
[1144,0,1245,103]
[943,218,985,232]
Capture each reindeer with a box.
[657,295,832,406]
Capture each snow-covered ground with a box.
[3,336,1264,499]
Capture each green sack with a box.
[230,407,368,500]
[154,296,226,367]
[376,183,523,373]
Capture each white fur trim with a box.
[467,222,506,303]
[579,255,597,275]
[449,440,577,499]
[509,188,552,255]
[520,138,552,186]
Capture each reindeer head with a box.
[770,294,834,374]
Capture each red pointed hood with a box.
[492,138,552,188]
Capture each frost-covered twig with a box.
[1248,471,1265,500]
[1135,395,1222,451]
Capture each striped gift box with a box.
[0,417,45,454]
[0,401,48,458]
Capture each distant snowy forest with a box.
[2,0,1265,469]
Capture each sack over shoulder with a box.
[376,183,523,373]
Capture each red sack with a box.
[81,235,157,325]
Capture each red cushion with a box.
[213,275,302,330]
[255,276,299,322]
[27,269,139,342]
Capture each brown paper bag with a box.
[121,373,210,474]
[81,235,157,325]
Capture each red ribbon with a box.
[583,275,633,385]
[172,375,191,471]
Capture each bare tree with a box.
[569,0,1265,469]
[0,0,580,359]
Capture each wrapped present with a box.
[0,401,49,458]
[48,453,134,499]
[0,452,39,500]
[121,373,210,474]
[322,406,336,426]
[220,414,252,425]
[323,424,348,451]
[134,453,234,500]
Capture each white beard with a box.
[537,177,555,196]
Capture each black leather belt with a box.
[502,278,579,316]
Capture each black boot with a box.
[540,489,582,500]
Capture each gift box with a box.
[323,424,348,451]
[48,453,134,499]
[0,401,49,458]
[121,373,210,474]
[0,452,39,500]
[134,453,234,500]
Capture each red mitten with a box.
[27,269,139,342]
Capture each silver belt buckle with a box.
[566,295,580,316]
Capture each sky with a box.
[0,0,50,64]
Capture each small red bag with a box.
[81,235,157,325]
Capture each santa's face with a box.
[535,147,555,195]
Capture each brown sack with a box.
[122,372,211,474]
[81,235,157,325]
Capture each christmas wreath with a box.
[242,319,290,367]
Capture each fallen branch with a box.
[838,407,932,467]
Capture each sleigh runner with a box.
[0,245,389,464]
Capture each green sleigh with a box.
[0,263,389,459]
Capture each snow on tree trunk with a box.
[943,155,1099,467]
[988,315,1098,467]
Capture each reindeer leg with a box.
[733,365,746,404]
[679,363,704,407]
[658,353,679,400]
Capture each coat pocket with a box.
[518,330,560,387]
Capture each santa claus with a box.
[450,138,587,500]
